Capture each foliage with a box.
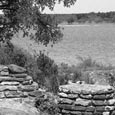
[36,51,59,93]
[0,42,59,93]
[77,56,115,71]
[57,56,115,85]
[58,63,82,85]
[35,92,59,115]
[77,56,100,70]
[67,17,74,24]
[0,42,27,66]
[0,0,77,44]
[51,11,115,24]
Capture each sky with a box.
[44,0,115,14]
[0,0,115,14]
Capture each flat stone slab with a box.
[8,64,27,74]
[0,100,39,115]
[59,83,114,94]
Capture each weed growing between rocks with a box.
[35,92,60,115]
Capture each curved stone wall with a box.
[58,83,115,115]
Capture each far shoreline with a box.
[58,22,115,27]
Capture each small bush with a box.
[36,51,59,93]
[35,92,59,115]
[58,63,83,85]
[67,17,74,24]
[11,49,27,67]
[77,56,99,70]
[0,42,27,66]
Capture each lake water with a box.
[13,24,115,66]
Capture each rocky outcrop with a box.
[58,83,115,115]
[0,64,39,115]
[0,100,39,115]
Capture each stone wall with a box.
[58,83,115,115]
[0,64,39,115]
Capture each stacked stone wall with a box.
[0,64,38,104]
[58,83,115,115]
[0,64,40,114]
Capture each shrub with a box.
[11,48,27,67]
[36,51,59,93]
[67,17,74,24]
[58,63,83,85]
[35,92,59,115]
[0,42,59,93]
[0,42,27,66]
[0,42,13,65]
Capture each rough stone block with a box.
[92,100,107,106]
[20,92,28,98]
[82,112,93,115]
[58,104,73,110]
[0,92,5,98]
[4,91,21,98]
[106,89,114,94]
[74,105,86,111]
[105,106,115,111]
[86,106,95,112]
[0,71,9,76]
[58,104,86,111]
[0,65,8,72]
[22,80,33,85]
[75,98,91,106]
[4,91,28,98]
[25,76,33,81]
[67,94,78,99]
[106,94,114,99]
[0,66,9,76]
[59,98,73,104]
[94,112,103,115]
[58,92,68,98]
[0,77,25,82]
[93,94,106,100]
[18,83,38,92]
[80,94,92,99]
[61,109,69,114]
[62,110,81,115]
[1,81,20,86]
[108,99,115,105]
[92,90,107,95]
[81,90,90,95]
[8,64,27,74]
[59,87,69,93]
[103,112,110,115]
[95,106,105,112]
[28,91,43,97]
[10,73,27,78]
[92,88,114,95]
[70,111,81,115]
[0,86,17,91]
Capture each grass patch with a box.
[77,56,115,71]
[0,42,115,89]
[57,56,115,85]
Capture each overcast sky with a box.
[0,0,115,14]
[44,0,115,14]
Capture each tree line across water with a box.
[50,11,115,24]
